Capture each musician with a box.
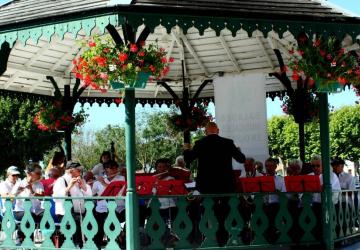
[243,157,264,177]
[183,122,245,246]
[263,157,286,243]
[92,160,125,249]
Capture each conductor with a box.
[183,122,246,194]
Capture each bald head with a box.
[205,122,219,135]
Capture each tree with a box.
[330,105,360,163]
[268,115,320,162]
[0,96,64,172]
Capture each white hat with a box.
[7,166,20,175]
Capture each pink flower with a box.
[330,61,337,67]
[289,48,295,54]
[130,44,138,53]
[118,53,128,63]
[100,73,108,80]
[298,50,304,56]
[326,54,332,60]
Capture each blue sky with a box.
[0,0,358,130]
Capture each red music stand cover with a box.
[285,175,321,192]
[169,167,191,182]
[303,175,321,192]
[239,176,276,193]
[285,176,304,192]
[239,177,261,193]
[258,176,276,192]
[156,180,188,195]
[135,176,156,195]
[101,181,126,196]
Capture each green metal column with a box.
[124,87,140,250]
[319,92,334,250]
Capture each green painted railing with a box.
[2,191,359,249]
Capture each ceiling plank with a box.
[51,44,79,72]
[176,31,209,76]
[7,62,64,78]
[218,34,242,73]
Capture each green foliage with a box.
[330,105,360,162]
[268,105,360,163]
[72,111,184,171]
[0,97,64,172]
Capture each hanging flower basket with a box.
[72,36,173,91]
[168,102,213,132]
[288,34,360,93]
[281,93,320,122]
[33,100,87,132]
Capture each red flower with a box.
[319,50,326,57]
[138,51,145,57]
[114,98,122,104]
[308,78,315,87]
[326,54,332,60]
[338,77,347,85]
[292,71,299,81]
[297,33,309,45]
[149,65,156,72]
[298,50,304,56]
[162,66,170,76]
[95,56,107,67]
[130,44,138,53]
[118,53,128,63]
[169,57,174,63]
[289,48,295,54]
[88,41,96,47]
[161,57,167,63]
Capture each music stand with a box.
[135,176,156,195]
[239,176,275,193]
[284,175,321,192]
[101,181,126,196]
[156,180,188,195]
[169,167,191,182]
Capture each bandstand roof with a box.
[0,0,359,106]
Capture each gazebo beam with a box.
[218,34,242,73]
[175,31,209,76]
[4,71,19,89]
[256,35,275,70]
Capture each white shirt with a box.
[337,172,355,190]
[52,173,92,215]
[11,179,44,215]
[309,172,341,204]
[153,176,177,210]
[92,175,125,213]
[92,163,105,178]
[0,179,18,213]
[265,175,286,204]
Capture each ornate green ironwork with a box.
[81,201,98,249]
[1,199,16,247]
[199,197,218,247]
[20,200,36,248]
[104,200,122,250]
[224,196,243,247]
[145,197,166,249]
[299,193,317,242]
[275,193,292,244]
[251,194,268,245]
[172,197,192,248]
[0,14,119,47]
[40,200,56,249]
[60,200,77,249]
